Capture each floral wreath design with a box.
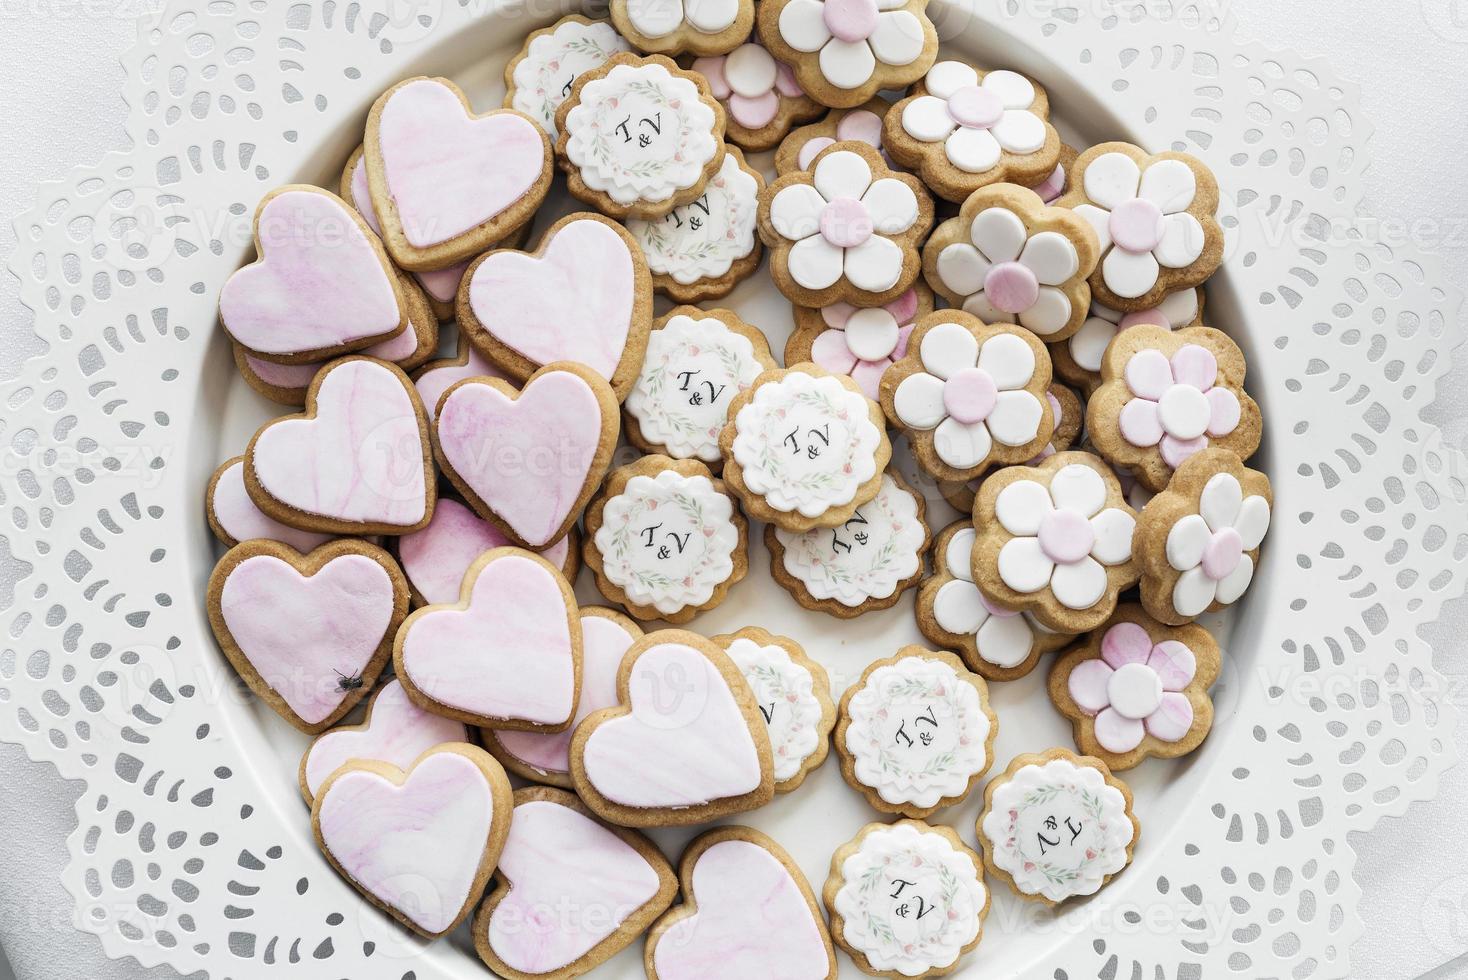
[504,15,632,140]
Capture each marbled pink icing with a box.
[302,679,468,799]
[376,79,546,248]
[654,839,830,980]
[220,189,402,356]
[244,316,421,389]
[398,552,577,725]
[251,359,428,527]
[398,498,571,605]
[316,750,495,935]
[435,371,605,547]
[486,799,663,973]
[219,553,394,725]
[414,342,508,420]
[350,154,471,304]
[211,459,334,551]
[466,218,637,384]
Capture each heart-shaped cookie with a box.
[364,77,552,271]
[647,828,837,980]
[298,678,469,804]
[460,213,653,401]
[433,362,619,549]
[570,630,774,826]
[410,334,509,421]
[312,744,512,938]
[206,456,334,552]
[474,787,677,979]
[207,539,409,734]
[219,186,407,362]
[246,357,436,535]
[395,548,582,730]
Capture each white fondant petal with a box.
[919,321,979,379]
[936,242,991,297]
[987,391,1045,447]
[1154,212,1206,269]
[977,332,1036,390]
[1018,288,1073,337]
[892,372,947,429]
[1214,553,1255,604]
[944,528,977,583]
[787,234,845,289]
[1083,152,1142,211]
[1234,495,1272,550]
[868,10,925,66]
[818,38,878,90]
[1051,556,1108,610]
[843,235,905,293]
[924,60,979,99]
[778,0,831,52]
[769,183,827,241]
[901,95,956,143]
[813,149,873,201]
[933,579,989,635]
[934,417,994,469]
[1048,463,1107,517]
[1019,231,1080,285]
[1171,566,1218,617]
[995,479,1052,535]
[1138,159,1198,214]
[975,613,1035,669]
[1165,514,1210,571]
[990,109,1047,154]
[945,126,1002,174]
[969,206,1027,264]
[998,537,1055,594]
[981,69,1037,109]
[862,178,919,235]
[1072,203,1113,254]
[1199,473,1243,532]
[1102,246,1161,300]
[1090,508,1136,565]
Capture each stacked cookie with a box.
[204,6,1268,978]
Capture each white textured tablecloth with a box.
[0,4,1464,978]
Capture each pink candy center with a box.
[1038,509,1094,564]
[984,261,1040,314]
[822,0,878,42]
[1202,527,1244,580]
[820,196,873,248]
[1109,198,1165,253]
[942,367,997,425]
[946,85,1003,129]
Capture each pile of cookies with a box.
[204,2,1269,976]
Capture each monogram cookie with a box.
[504,15,632,141]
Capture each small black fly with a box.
[334,669,365,692]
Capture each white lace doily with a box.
[1,1,1463,977]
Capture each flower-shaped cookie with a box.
[758,0,937,108]
[937,384,1083,513]
[917,522,1074,682]
[1086,324,1261,491]
[885,62,1061,203]
[610,0,754,56]
[1135,448,1271,625]
[1057,143,1223,312]
[923,183,1099,343]
[775,98,894,176]
[760,142,933,307]
[972,452,1139,633]
[692,42,825,151]
[1052,287,1205,392]
[1048,605,1219,770]
[503,15,632,140]
[786,281,933,401]
[879,312,1055,482]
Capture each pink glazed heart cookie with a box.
[570,630,775,827]
[410,331,510,421]
[364,76,552,271]
[205,456,334,552]
[459,213,653,402]
[434,362,621,549]
[244,356,436,535]
[312,743,513,939]
[206,539,409,734]
[394,548,583,731]
[474,787,678,980]
[219,185,409,363]
[646,827,837,980]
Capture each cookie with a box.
[976,748,1139,905]
[691,41,825,151]
[433,362,620,549]
[785,281,934,401]
[757,0,937,109]
[935,382,1084,512]
[720,363,892,533]
[556,53,727,219]
[1056,142,1223,312]
[767,469,929,618]
[394,547,582,731]
[206,456,333,552]
[759,141,933,308]
[411,328,511,421]
[1133,447,1272,624]
[458,213,654,402]
[219,185,409,364]
[711,628,834,793]
[1034,141,1079,204]
[1051,286,1205,393]
[624,307,778,466]
[312,743,512,938]
[584,455,749,623]
[921,182,1099,343]
[884,63,1061,203]
[610,0,754,56]
[624,147,765,303]
[206,539,409,734]
[970,451,1139,633]
[243,356,436,536]
[396,496,579,607]
[834,647,997,818]
[916,521,1074,682]
[298,677,470,805]
[364,76,552,271]
[485,608,643,789]
[569,629,775,826]
[504,15,632,141]
[474,786,677,980]
[646,826,837,980]
[774,97,893,176]
[878,311,1055,483]
[824,820,988,979]
[1085,324,1262,492]
[1048,604,1220,770]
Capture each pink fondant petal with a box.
[848,359,890,400]
[1094,707,1145,754]
[836,109,884,146]
[692,56,732,99]
[1068,659,1115,714]
[774,61,804,97]
[1206,386,1242,437]
[1100,621,1153,668]
[1160,433,1209,469]
[810,328,860,374]
[1124,348,1174,400]
[820,300,856,329]
[1170,344,1218,390]
[1118,397,1164,448]
[797,136,836,171]
[890,323,915,361]
[883,287,920,324]
[1144,692,1195,742]
[1146,639,1197,691]
[729,91,780,129]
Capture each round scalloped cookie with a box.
[503,15,632,141]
